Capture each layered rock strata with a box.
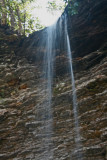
[0,0,107,159]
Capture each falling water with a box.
[40,13,83,160]
[42,23,57,160]
[64,14,83,160]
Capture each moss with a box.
[80,78,107,98]
[87,79,106,91]
[0,96,3,100]
[0,89,5,98]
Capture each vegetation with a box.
[0,0,44,35]
[47,0,65,14]
[64,0,79,14]
[47,0,79,15]
[0,0,78,35]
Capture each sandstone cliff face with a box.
[0,0,107,160]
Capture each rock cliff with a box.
[0,0,107,160]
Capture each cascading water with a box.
[42,23,57,160]
[40,13,83,160]
[64,15,83,160]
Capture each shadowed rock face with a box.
[0,0,107,160]
[67,0,107,58]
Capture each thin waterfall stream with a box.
[64,15,83,160]
[40,13,83,160]
[41,23,57,160]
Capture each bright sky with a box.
[31,0,65,27]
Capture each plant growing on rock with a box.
[64,0,79,14]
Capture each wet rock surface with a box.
[53,46,107,159]
[0,37,107,160]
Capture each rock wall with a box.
[67,0,107,58]
[0,0,107,160]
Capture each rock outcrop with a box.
[0,0,107,159]
[67,0,107,58]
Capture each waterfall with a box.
[39,13,83,160]
[64,15,83,160]
[41,23,57,160]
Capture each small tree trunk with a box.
[21,0,26,36]
[16,5,22,35]
[0,0,2,24]
[10,11,15,29]
[23,11,26,36]
[7,0,15,29]
[1,0,7,25]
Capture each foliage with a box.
[0,0,79,36]
[63,0,79,14]
[0,0,44,35]
[47,0,65,14]
[47,0,79,15]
